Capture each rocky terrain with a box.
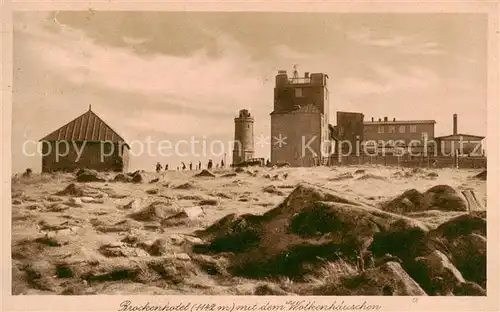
[11,166,487,296]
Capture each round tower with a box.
[232,109,254,165]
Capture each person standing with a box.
[189,162,193,170]
[155,162,162,173]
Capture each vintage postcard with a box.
[2,1,499,312]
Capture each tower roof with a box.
[40,106,128,144]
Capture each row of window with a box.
[377,125,418,134]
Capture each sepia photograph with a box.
[7,8,493,301]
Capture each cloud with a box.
[14,12,271,134]
[348,27,446,55]
[338,63,440,95]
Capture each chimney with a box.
[453,114,458,135]
[304,72,309,78]
[371,117,374,121]
[378,118,382,122]
[393,117,396,122]
[384,116,388,122]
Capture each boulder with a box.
[193,183,427,279]
[195,170,216,178]
[413,250,465,295]
[76,169,105,182]
[314,262,427,296]
[113,173,133,183]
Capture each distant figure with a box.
[266,159,271,167]
[177,166,179,171]
[221,159,225,168]
[198,161,202,170]
[189,162,193,170]
[208,159,213,170]
[181,162,186,170]
[165,164,168,171]
[155,162,163,173]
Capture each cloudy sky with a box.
[12,12,487,172]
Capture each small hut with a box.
[39,105,130,173]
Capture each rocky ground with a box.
[11,166,487,296]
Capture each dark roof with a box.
[364,120,436,125]
[435,133,485,140]
[40,107,128,144]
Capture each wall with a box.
[41,141,128,173]
[363,122,435,145]
[436,137,484,156]
[329,154,486,169]
[271,112,324,167]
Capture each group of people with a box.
[155,159,225,173]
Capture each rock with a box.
[234,167,244,173]
[149,239,169,256]
[427,172,439,178]
[26,203,44,210]
[175,253,191,261]
[328,172,354,181]
[174,183,195,190]
[448,233,486,288]
[12,199,23,205]
[162,207,204,227]
[262,185,284,196]
[132,173,143,183]
[47,203,70,212]
[314,262,427,296]
[194,183,421,279]
[80,197,104,204]
[254,283,289,296]
[45,196,63,202]
[170,234,185,245]
[113,173,133,183]
[474,170,487,181]
[128,201,179,222]
[423,185,468,212]
[195,170,216,178]
[453,281,486,296]
[222,172,237,178]
[413,250,465,295]
[199,199,218,206]
[66,198,83,208]
[146,188,159,195]
[56,183,85,197]
[98,243,150,258]
[357,174,387,181]
[382,185,468,214]
[76,169,105,182]
[122,198,141,210]
[149,178,160,183]
[354,169,366,174]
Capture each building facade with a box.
[335,111,365,156]
[232,109,255,165]
[270,68,331,167]
[434,114,485,156]
[39,106,130,173]
[362,117,436,155]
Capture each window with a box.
[378,126,384,134]
[410,125,417,133]
[421,132,428,140]
[399,125,406,133]
[388,126,396,133]
[295,88,304,97]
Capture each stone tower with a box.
[270,68,331,167]
[232,109,254,165]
